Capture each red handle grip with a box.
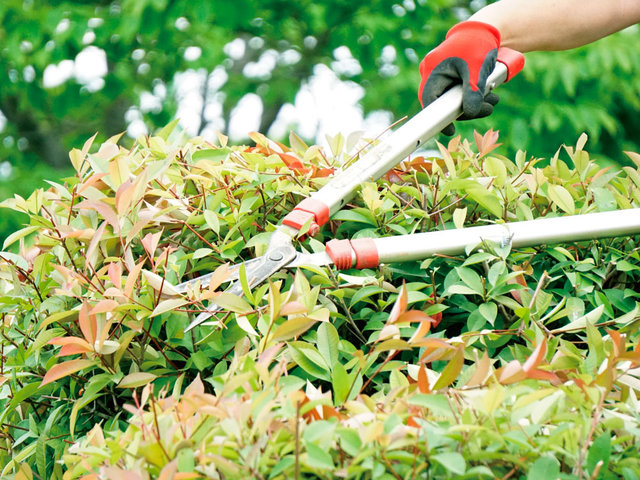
[497,47,525,82]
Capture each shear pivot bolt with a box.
[269,252,284,261]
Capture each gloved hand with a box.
[418,21,501,135]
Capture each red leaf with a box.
[75,200,120,234]
[507,271,527,304]
[108,262,122,288]
[115,179,135,215]
[278,152,306,171]
[141,230,162,261]
[388,283,408,324]
[417,363,430,394]
[466,351,491,387]
[311,167,335,178]
[207,263,231,293]
[607,329,624,358]
[407,416,420,428]
[474,128,501,158]
[408,317,434,344]
[78,172,108,194]
[499,360,525,385]
[49,336,92,350]
[395,310,430,324]
[90,299,119,315]
[522,340,547,373]
[41,359,93,386]
[526,368,561,385]
[124,259,145,298]
[78,302,97,345]
[58,344,92,357]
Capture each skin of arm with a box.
[470,0,640,52]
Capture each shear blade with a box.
[183,232,298,332]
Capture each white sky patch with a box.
[269,64,385,144]
[243,49,278,79]
[125,107,148,138]
[174,69,207,135]
[43,59,74,88]
[184,46,202,62]
[55,18,70,35]
[332,46,362,77]
[228,94,262,140]
[223,38,245,60]
[74,46,107,91]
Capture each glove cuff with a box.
[446,21,501,46]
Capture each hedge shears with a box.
[176,49,640,332]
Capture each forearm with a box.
[470,0,640,52]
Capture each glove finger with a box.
[474,101,495,119]
[422,74,456,107]
[458,92,499,120]
[461,89,485,118]
[485,92,499,106]
[441,123,456,136]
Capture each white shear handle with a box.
[282,48,525,234]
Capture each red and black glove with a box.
[418,21,501,135]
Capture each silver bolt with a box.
[269,251,284,261]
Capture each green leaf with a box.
[409,395,451,416]
[304,442,334,470]
[0,251,29,271]
[337,428,362,457]
[151,298,187,317]
[587,432,611,475]
[211,292,253,314]
[288,342,330,381]
[479,302,497,325]
[456,267,484,295]
[552,305,605,333]
[444,284,481,296]
[317,322,339,369]
[452,207,467,229]
[432,452,466,475]
[527,456,560,479]
[331,363,350,405]
[36,432,47,480]
[548,184,575,214]
[466,186,503,218]
[433,347,463,390]
[270,317,317,343]
[118,372,157,389]
[177,448,195,473]
[204,210,220,234]
[331,209,377,226]
[70,374,114,436]
[3,225,40,249]
[349,286,387,306]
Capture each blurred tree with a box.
[0,0,459,169]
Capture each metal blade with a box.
[174,257,263,294]
[285,251,333,268]
[184,227,297,332]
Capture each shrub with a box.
[1,125,640,479]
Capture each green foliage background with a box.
[1,0,640,239]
